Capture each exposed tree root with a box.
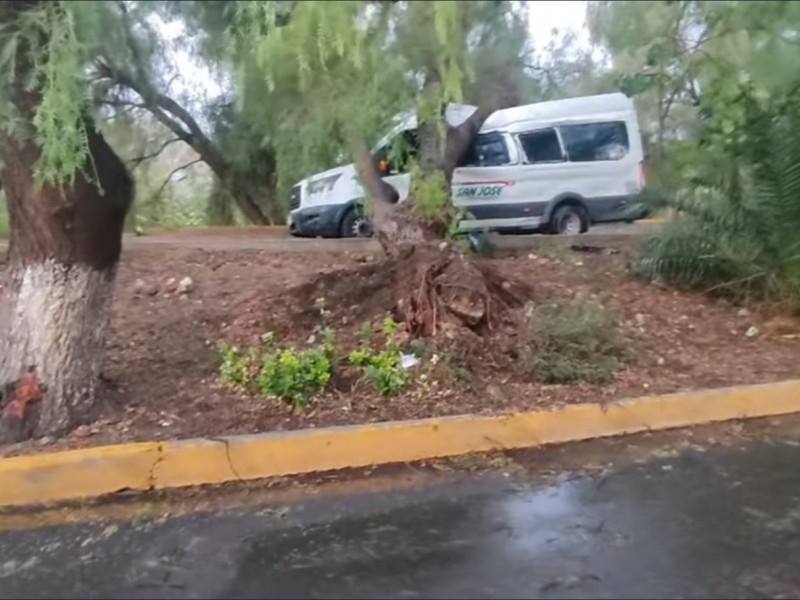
[396,243,529,337]
[296,243,531,340]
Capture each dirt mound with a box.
[278,245,535,343]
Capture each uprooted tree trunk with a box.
[0,29,133,442]
[352,102,523,338]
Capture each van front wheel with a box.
[549,204,588,235]
[340,208,373,238]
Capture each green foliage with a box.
[226,1,410,204]
[0,1,101,188]
[349,317,410,396]
[631,112,800,307]
[258,345,333,410]
[218,343,255,389]
[522,302,631,384]
[409,163,452,225]
[227,1,534,225]
[219,328,338,410]
[256,326,337,409]
[206,181,236,226]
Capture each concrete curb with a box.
[2,379,800,508]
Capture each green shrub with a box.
[218,343,255,389]
[523,302,631,384]
[219,329,338,410]
[631,114,800,308]
[257,347,333,409]
[256,327,337,409]
[349,317,410,396]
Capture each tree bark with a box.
[0,5,133,442]
[353,140,437,258]
[353,95,497,260]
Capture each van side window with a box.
[460,132,510,167]
[559,122,629,162]
[518,128,564,163]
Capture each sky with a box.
[528,1,591,53]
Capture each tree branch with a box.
[128,137,182,169]
[108,3,224,171]
[91,2,270,225]
[525,62,564,97]
[150,158,202,201]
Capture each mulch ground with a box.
[2,234,800,457]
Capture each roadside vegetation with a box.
[633,109,800,310]
[218,315,414,409]
[520,302,633,384]
[3,0,800,447]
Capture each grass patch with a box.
[521,301,632,384]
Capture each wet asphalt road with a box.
[3,428,800,599]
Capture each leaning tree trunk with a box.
[351,103,522,338]
[0,38,133,441]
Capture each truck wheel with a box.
[550,204,588,235]
[340,209,373,238]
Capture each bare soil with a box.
[2,232,800,457]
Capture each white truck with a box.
[288,92,646,238]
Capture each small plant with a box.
[314,296,333,325]
[258,346,334,410]
[218,343,254,389]
[260,331,277,347]
[219,327,339,410]
[349,317,410,396]
[522,301,632,384]
[359,321,374,346]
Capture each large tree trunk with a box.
[0,122,132,443]
[215,172,271,226]
[0,7,133,442]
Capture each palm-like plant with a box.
[631,113,800,307]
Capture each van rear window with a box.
[559,121,629,162]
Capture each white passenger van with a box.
[288,92,645,238]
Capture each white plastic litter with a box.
[401,354,420,369]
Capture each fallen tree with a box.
[352,102,528,339]
[233,0,534,339]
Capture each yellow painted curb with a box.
[2,379,800,508]
[0,442,160,507]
